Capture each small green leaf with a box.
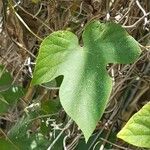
[0,86,24,113]
[117,102,150,148]
[0,65,24,113]
[41,99,61,114]
[32,21,141,141]
[0,65,12,92]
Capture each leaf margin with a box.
[117,102,150,148]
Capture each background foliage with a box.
[0,0,149,149]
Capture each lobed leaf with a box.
[32,21,141,141]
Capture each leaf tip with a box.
[81,128,94,143]
[116,131,122,139]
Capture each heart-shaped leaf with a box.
[117,102,150,148]
[32,21,141,141]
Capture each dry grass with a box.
[0,0,150,149]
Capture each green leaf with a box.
[0,65,12,92]
[0,86,24,113]
[0,65,24,113]
[32,21,141,141]
[8,115,49,150]
[0,138,17,150]
[41,99,61,114]
[117,102,150,148]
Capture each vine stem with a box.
[47,119,73,150]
